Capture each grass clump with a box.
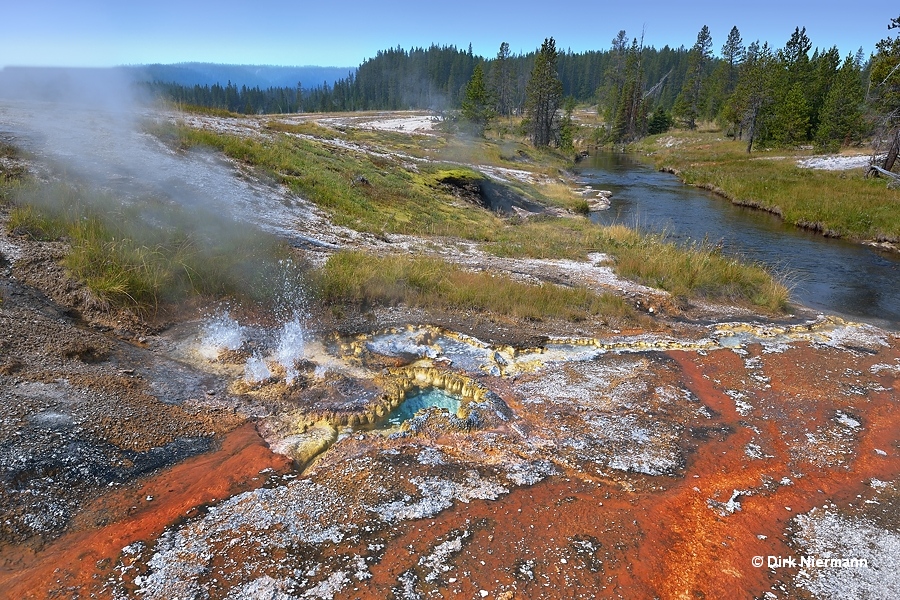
[8,181,291,311]
[264,119,342,139]
[430,168,487,186]
[8,202,70,240]
[317,251,632,321]
[168,103,244,118]
[486,218,789,312]
[488,217,608,260]
[0,141,28,199]
[599,225,790,312]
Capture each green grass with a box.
[0,140,20,160]
[598,225,790,311]
[487,217,607,260]
[635,130,900,243]
[8,202,70,240]
[153,118,790,312]
[160,118,589,223]
[263,119,343,140]
[1,119,791,318]
[151,122,502,239]
[438,130,590,211]
[317,251,632,321]
[486,218,790,312]
[264,118,448,157]
[8,182,293,311]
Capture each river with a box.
[577,153,900,329]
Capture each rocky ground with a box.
[0,111,898,599]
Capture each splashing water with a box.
[275,317,306,385]
[198,311,245,360]
[269,258,312,385]
[198,260,312,384]
[274,259,310,321]
[244,352,272,384]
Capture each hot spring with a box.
[377,387,463,430]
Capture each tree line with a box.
[148,16,900,156]
[146,80,303,114]
[148,41,687,118]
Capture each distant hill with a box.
[131,63,355,90]
[0,64,355,115]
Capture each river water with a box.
[577,153,900,329]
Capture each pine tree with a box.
[491,42,514,117]
[729,41,779,152]
[525,37,564,146]
[612,38,647,142]
[710,26,745,122]
[807,46,841,136]
[721,26,745,89]
[815,54,865,151]
[647,106,673,134]
[461,63,495,135]
[780,27,812,74]
[673,25,713,129]
[854,47,867,70]
[771,27,814,144]
[558,97,577,150]
[599,31,630,128]
[772,83,810,146]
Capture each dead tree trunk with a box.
[869,165,900,181]
[883,128,900,173]
[745,109,758,154]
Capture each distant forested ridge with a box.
[144,18,900,152]
[135,63,353,115]
[133,63,352,91]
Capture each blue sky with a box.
[3,1,897,68]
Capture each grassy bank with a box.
[633,131,900,243]
[153,122,502,239]
[156,121,588,232]
[317,251,632,321]
[487,219,789,311]
[599,225,789,311]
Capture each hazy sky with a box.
[3,1,897,68]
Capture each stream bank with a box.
[577,152,900,329]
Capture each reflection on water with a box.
[578,153,900,329]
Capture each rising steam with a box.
[0,66,315,309]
